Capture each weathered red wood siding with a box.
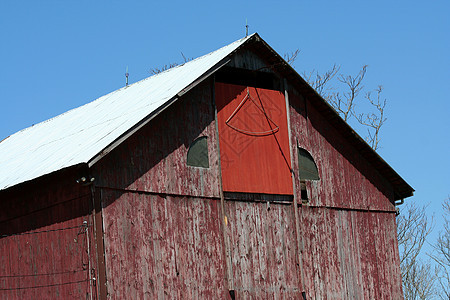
[299,208,401,299]
[288,88,403,298]
[0,168,97,299]
[225,200,302,298]
[100,189,227,299]
[289,90,395,210]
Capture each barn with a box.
[0,33,413,299]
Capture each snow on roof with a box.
[0,34,254,191]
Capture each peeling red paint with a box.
[0,169,96,299]
[225,200,302,298]
[100,190,228,299]
[289,89,402,298]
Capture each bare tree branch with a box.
[283,49,300,66]
[355,85,387,150]
[299,62,386,150]
[150,52,193,75]
[181,51,193,63]
[401,259,438,300]
[149,62,179,75]
[430,197,450,299]
[397,202,437,299]
[332,64,367,121]
[302,64,340,101]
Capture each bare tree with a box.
[397,202,436,299]
[301,64,386,150]
[286,50,386,150]
[401,259,438,300]
[431,197,450,299]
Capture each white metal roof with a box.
[0,34,254,191]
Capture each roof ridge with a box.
[6,34,256,140]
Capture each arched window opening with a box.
[298,147,319,201]
[187,136,209,168]
[298,148,320,180]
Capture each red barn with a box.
[0,33,413,299]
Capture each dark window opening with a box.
[300,181,308,201]
[187,136,209,168]
[298,147,320,181]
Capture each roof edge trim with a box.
[0,163,89,194]
[87,95,179,168]
[241,34,414,200]
[87,57,237,168]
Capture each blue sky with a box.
[1,1,449,242]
